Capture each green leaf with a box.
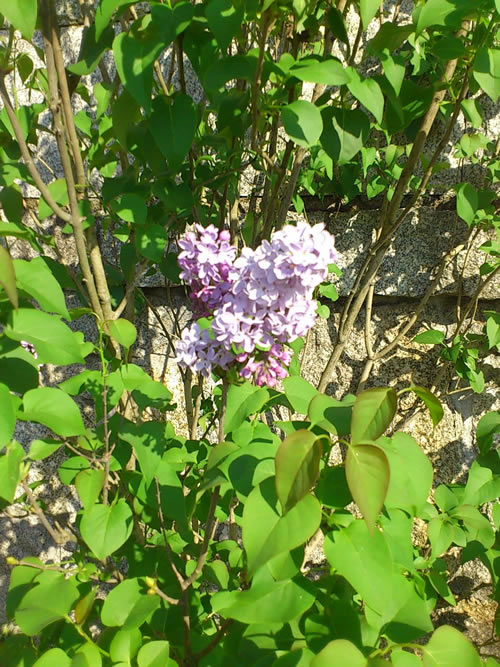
[275,429,323,514]
[282,101,323,148]
[274,648,315,666]
[351,387,397,444]
[74,589,96,626]
[13,258,70,319]
[346,69,384,124]
[111,193,147,224]
[283,376,318,415]
[242,477,321,576]
[378,433,433,516]
[22,387,86,437]
[359,0,380,28]
[461,99,483,129]
[151,2,194,46]
[456,183,478,225]
[0,244,18,308]
[311,639,366,667]
[486,312,500,350]
[5,309,87,365]
[413,329,445,345]
[308,393,354,437]
[368,25,414,55]
[409,385,444,427]
[150,94,197,168]
[453,505,495,549]
[95,0,134,40]
[427,516,461,558]
[0,0,37,39]
[212,576,316,624]
[137,641,171,667]
[476,411,500,455]
[320,107,370,165]
[205,0,243,50]
[110,628,142,664]
[136,224,167,262]
[324,520,412,628]
[15,573,79,635]
[38,178,69,220]
[119,421,168,485]
[33,648,71,667]
[109,319,137,349]
[28,439,61,461]
[75,469,106,509]
[422,625,482,666]
[472,47,500,103]
[0,383,16,447]
[68,23,115,76]
[416,0,470,34]
[72,643,102,667]
[290,57,351,86]
[112,29,162,113]
[225,382,269,434]
[0,440,24,503]
[327,7,349,46]
[80,500,133,560]
[345,444,390,532]
[119,364,172,410]
[101,578,161,629]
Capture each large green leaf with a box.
[283,376,318,415]
[110,628,142,664]
[212,576,316,624]
[13,258,70,319]
[0,244,18,309]
[33,648,71,667]
[205,0,243,50]
[95,0,135,40]
[275,430,323,514]
[456,182,478,225]
[0,440,24,503]
[68,23,115,75]
[75,469,106,509]
[324,520,412,629]
[101,578,161,629]
[422,625,482,666]
[351,387,397,443]
[0,383,16,447]
[345,443,390,532]
[0,0,37,39]
[290,57,351,86]
[113,28,163,113]
[307,393,354,437]
[80,500,133,560]
[378,433,433,516]
[476,411,500,455]
[282,101,323,148]
[5,309,87,365]
[150,94,197,168]
[225,382,269,434]
[15,573,79,636]
[119,364,172,410]
[311,640,366,666]
[22,387,86,437]
[359,0,380,28]
[242,477,321,576]
[416,0,470,34]
[108,319,137,349]
[346,70,384,124]
[473,47,500,103]
[320,107,370,165]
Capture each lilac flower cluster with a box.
[175,222,338,387]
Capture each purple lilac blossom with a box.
[175,221,338,386]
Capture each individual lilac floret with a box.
[177,224,237,316]
[175,322,233,378]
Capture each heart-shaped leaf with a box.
[80,500,133,560]
[351,387,397,444]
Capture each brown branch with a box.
[22,481,71,545]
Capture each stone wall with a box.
[0,0,499,651]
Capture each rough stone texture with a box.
[1,0,499,653]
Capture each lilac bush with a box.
[176,222,338,386]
